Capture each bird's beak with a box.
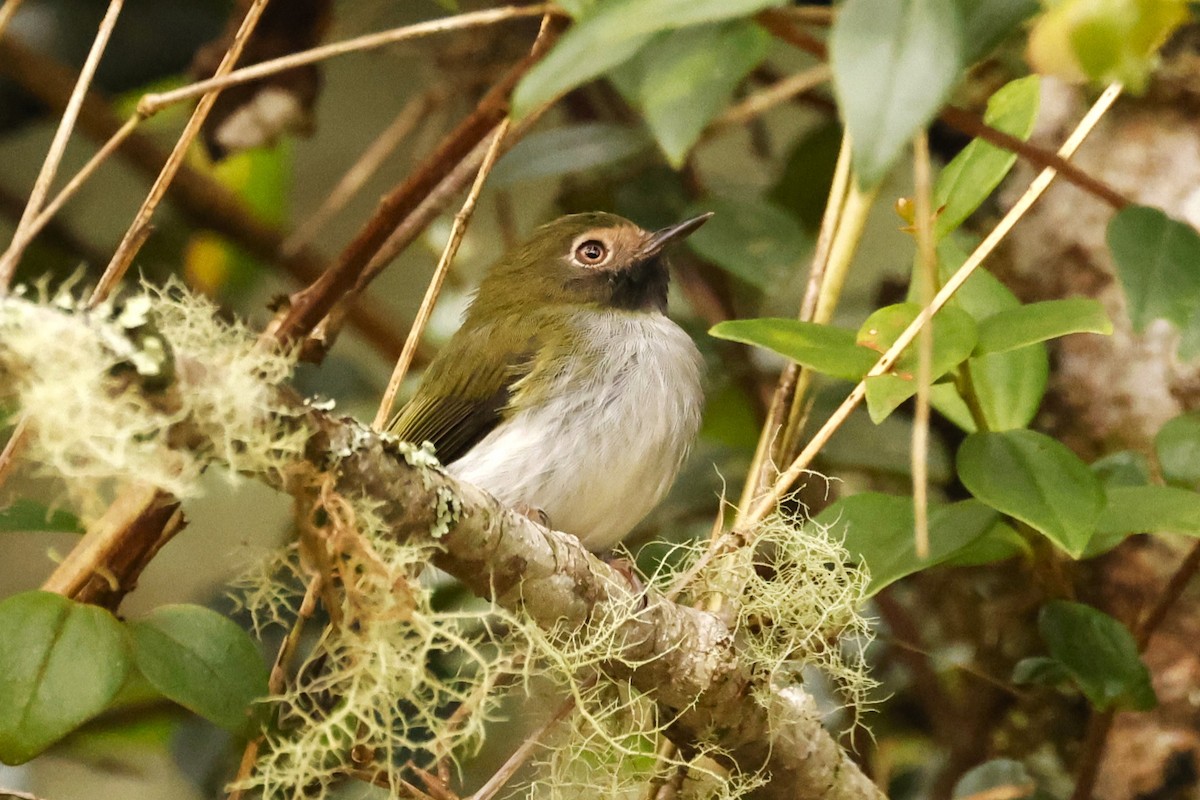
[640,212,714,258]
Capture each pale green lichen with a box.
[0,280,304,521]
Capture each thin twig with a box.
[938,105,1130,210]
[0,416,30,491]
[138,5,555,116]
[0,0,27,40]
[373,117,512,429]
[267,17,562,347]
[228,573,323,800]
[706,64,831,133]
[911,131,935,559]
[0,0,124,288]
[734,134,852,519]
[746,83,1124,527]
[468,693,579,800]
[91,0,272,304]
[282,92,435,258]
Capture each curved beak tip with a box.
[642,211,714,257]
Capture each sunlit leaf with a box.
[815,494,999,594]
[831,0,964,185]
[934,76,1041,240]
[858,302,977,422]
[1096,485,1200,539]
[0,592,130,764]
[957,430,1104,557]
[709,318,877,381]
[974,298,1112,354]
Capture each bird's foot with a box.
[601,552,646,598]
[513,503,551,528]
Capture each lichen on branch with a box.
[0,285,883,800]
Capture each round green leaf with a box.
[1155,412,1200,489]
[1038,600,1156,711]
[858,302,978,422]
[709,318,877,381]
[957,430,1104,557]
[831,0,964,186]
[974,298,1112,355]
[1107,204,1200,334]
[0,591,130,764]
[511,0,785,117]
[815,494,999,594]
[1096,485,1200,539]
[130,605,268,732]
[935,75,1040,240]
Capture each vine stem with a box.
[744,83,1124,528]
[911,131,936,559]
[0,0,124,288]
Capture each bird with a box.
[388,211,709,553]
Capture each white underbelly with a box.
[447,312,703,551]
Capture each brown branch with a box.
[0,35,410,361]
[1,298,885,800]
[937,106,1130,211]
[1070,539,1200,800]
[266,19,563,347]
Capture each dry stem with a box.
[911,132,935,559]
[373,117,512,429]
[0,0,124,288]
[746,83,1124,527]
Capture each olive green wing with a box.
[387,324,534,465]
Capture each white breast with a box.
[447,311,704,551]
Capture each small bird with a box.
[389,211,709,552]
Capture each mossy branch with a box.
[0,291,883,800]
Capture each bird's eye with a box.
[574,239,608,266]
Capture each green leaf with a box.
[686,195,810,289]
[1155,412,1200,489]
[1096,485,1200,539]
[953,0,1040,65]
[957,430,1105,557]
[1091,450,1151,488]
[613,22,770,166]
[0,592,130,764]
[858,302,978,422]
[1038,600,1156,711]
[940,520,1029,566]
[831,0,964,186]
[1107,205,1200,333]
[770,121,844,232]
[130,605,268,732]
[935,75,1041,240]
[511,0,785,117]
[0,500,82,534]
[490,123,650,186]
[934,239,1048,430]
[709,318,877,381]
[816,494,999,594]
[1012,656,1071,687]
[974,298,1112,355]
